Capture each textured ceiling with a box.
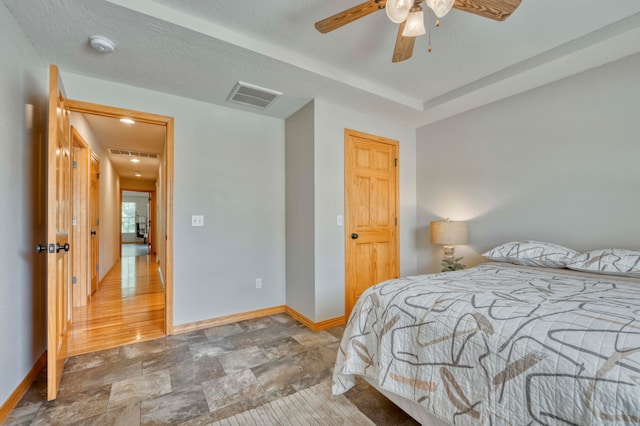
[5,0,640,128]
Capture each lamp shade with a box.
[425,0,455,18]
[386,0,413,23]
[402,8,426,37]
[430,220,468,245]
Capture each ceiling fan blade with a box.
[392,22,415,63]
[453,0,522,21]
[315,0,386,34]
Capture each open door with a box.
[90,152,100,295]
[46,65,71,400]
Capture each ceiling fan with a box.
[315,0,522,63]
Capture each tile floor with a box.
[5,313,418,425]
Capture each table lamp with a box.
[430,218,468,271]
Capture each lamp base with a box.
[441,246,465,272]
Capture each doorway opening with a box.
[65,100,174,357]
[121,190,153,258]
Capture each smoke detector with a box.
[89,35,115,54]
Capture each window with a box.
[122,202,136,233]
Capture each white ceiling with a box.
[5,0,640,128]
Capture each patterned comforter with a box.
[332,263,640,425]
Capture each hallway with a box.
[67,253,165,357]
[122,243,150,257]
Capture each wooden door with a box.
[344,129,399,318]
[149,191,155,255]
[71,127,89,308]
[90,152,100,295]
[46,65,71,400]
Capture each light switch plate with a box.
[337,214,343,226]
[191,215,204,227]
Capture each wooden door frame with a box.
[65,99,175,335]
[149,191,156,257]
[344,128,400,317]
[70,126,90,312]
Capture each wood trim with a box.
[314,315,347,330]
[173,305,345,335]
[284,306,346,331]
[65,99,173,125]
[149,191,155,256]
[172,306,286,335]
[119,188,122,258]
[165,118,174,335]
[0,351,47,423]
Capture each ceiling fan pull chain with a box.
[428,10,433,52]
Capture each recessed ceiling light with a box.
[134,172,142,177]
[130,158,140,163]
[120,118,135,124]
[89,35,115,54]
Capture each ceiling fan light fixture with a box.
[386,0,413,24]
[402,8,426,37]
[425,0,455,18]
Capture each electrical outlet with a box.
[256,278,262,289]
[191,215,204,227]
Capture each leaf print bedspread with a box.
[332,263,640,425]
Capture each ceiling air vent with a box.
[226,82,282,110]
[108,149,159,159]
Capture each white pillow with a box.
[483,241,579,268]
[567,249,640,278]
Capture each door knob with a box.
[91,230,97,236]
[56,242,70,253]
[351,233,358,239]
[35,244,47,254]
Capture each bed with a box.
[332,261,640,425]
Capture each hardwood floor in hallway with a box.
[67,254,165,357]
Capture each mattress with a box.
[332,263,640,425]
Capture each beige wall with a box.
[313,99,418,321]
[416,52,640,273]
[0,3,47,408]
[285,101,316,320]
[282,99,418,322]
[69,113,120,281]
[62,72,286,327]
